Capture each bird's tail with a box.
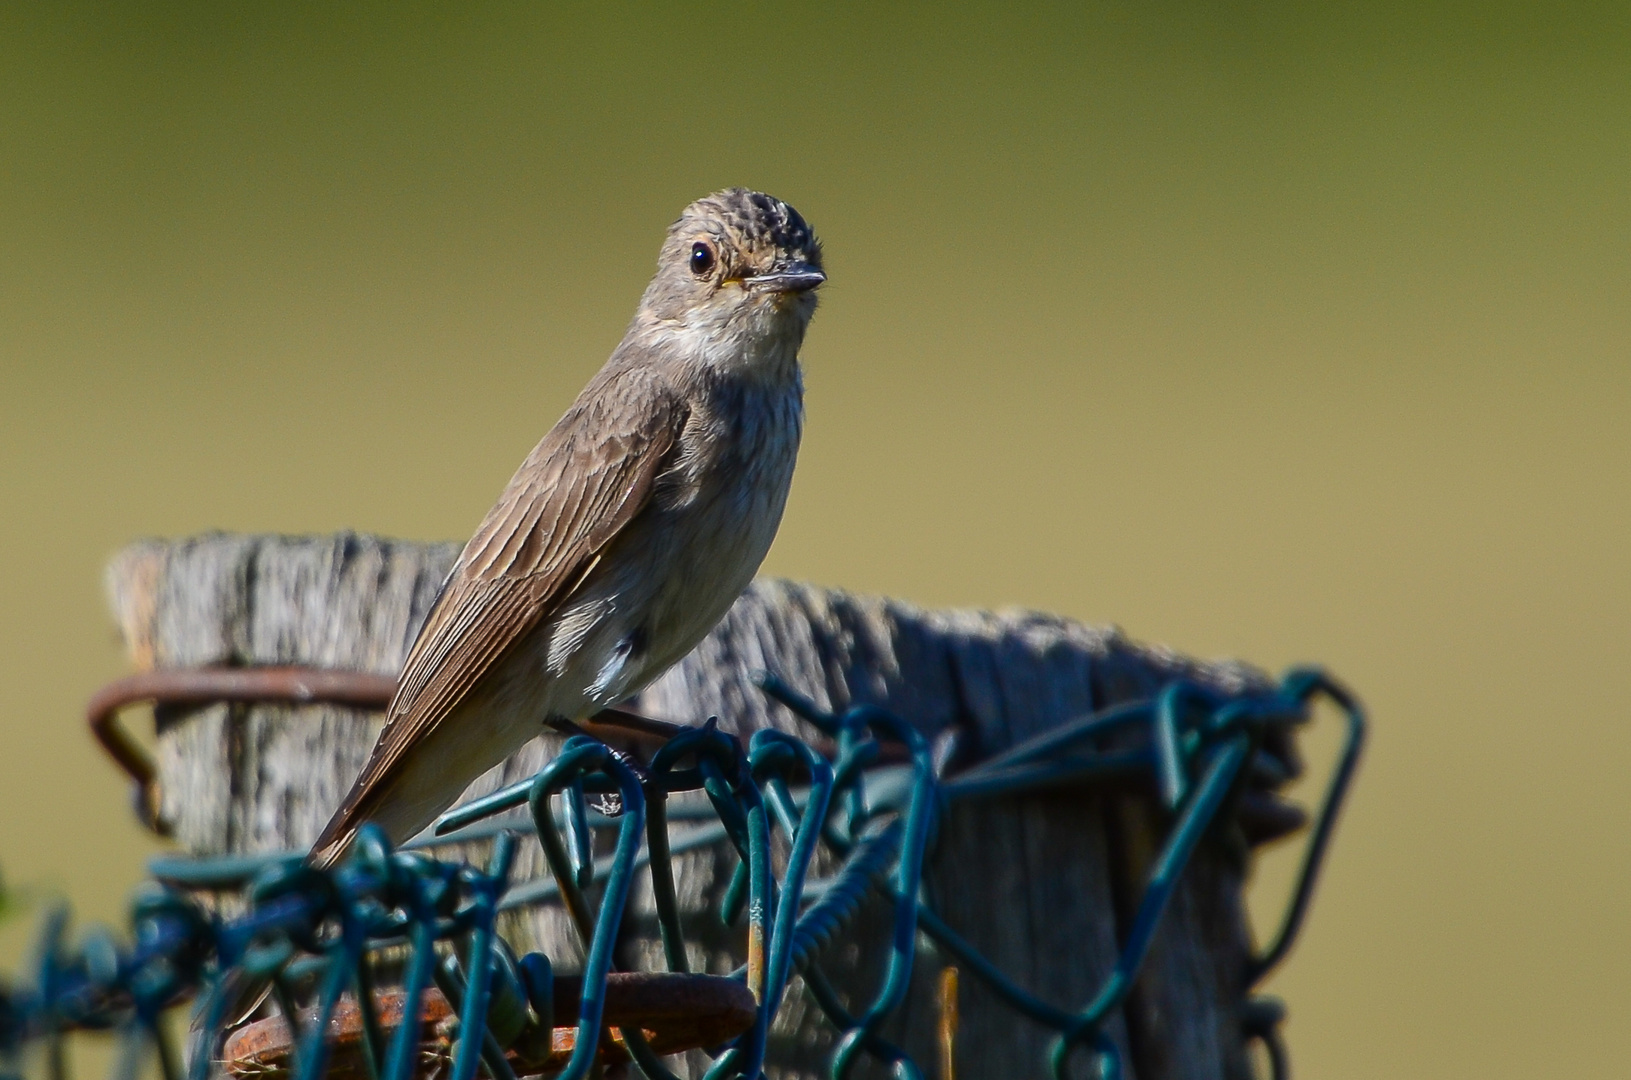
[188,970,274,1068]
[192,822,355,1062]
[307,823,355,871]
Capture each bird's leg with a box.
[544,717,650,816]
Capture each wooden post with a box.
[105,534,1293,1080]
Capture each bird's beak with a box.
[743,262,826,294]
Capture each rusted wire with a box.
[938,966,959,1080]
[87,667,691,833]
[87,668,394,831]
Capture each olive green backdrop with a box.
[1,4,1627,1078]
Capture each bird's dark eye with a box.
[689,241,716,277]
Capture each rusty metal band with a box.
[87,666,689,833]
[88,667,1299,843]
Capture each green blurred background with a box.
[1,3,1627,1077]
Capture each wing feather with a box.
[312,368,685,860]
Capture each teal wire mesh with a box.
[0,668,1362,1080]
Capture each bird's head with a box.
[636,188,824,371]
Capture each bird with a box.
[308,188,824,868]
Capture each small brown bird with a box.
[309,189,823,867]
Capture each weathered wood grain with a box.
[105,534,1279,1080]
[106,534,458,854]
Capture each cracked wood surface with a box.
[106,533,1275,1080]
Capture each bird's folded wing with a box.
[315,368,686,850]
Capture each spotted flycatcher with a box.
[310,189,823,866]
